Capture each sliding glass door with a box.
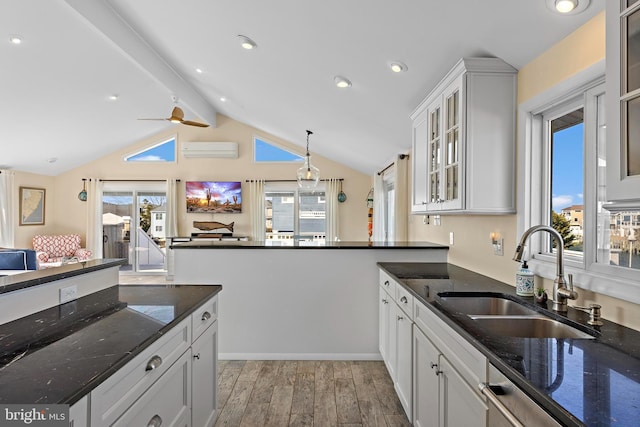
[102,182,167,273]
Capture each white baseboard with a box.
[219,353,383,361]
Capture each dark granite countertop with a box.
[378,262,640,427]
[0,258,126,295]
[0,284,222,405]
[171,240,447,249]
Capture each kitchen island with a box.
[171,240,447,359]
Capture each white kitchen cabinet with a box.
[606,1,640,200]
[439,356,487,427]
[394,303,413,419]
[113,350,191,427]
[69,396,88,427]
[378,270,413,422]
[379,286,391,363]
[410,57,517,214]
[192,320,219,427]
[413,326,439,427]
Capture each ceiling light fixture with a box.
[546,0,589,15]
[297,130,320,189]
[108,94,119,101]
[334,76,352,88]
[555,0,577,13]
[237,35,257,50]
[220,97,227,102]
[389,61,408,73]
[195,67,203,74]
[9,35,22,44]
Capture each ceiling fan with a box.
[138,106,209,127]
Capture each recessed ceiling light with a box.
[47,157,57,163]
[220,97,227,102]
[546,0,589,15]
[334,76,352,88]
[389,61,408,73]
[9,35,22,44]
[108,94,119,101]
[195,67,203,74]
[237,35,257,50]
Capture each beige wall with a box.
[409,11,640,330]
[11,114,371,247]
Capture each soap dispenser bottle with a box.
[516,261,534,296]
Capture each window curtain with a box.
[373,173,386,242]
[248,180,265,241]
[393,155,409,242]
[165,178,179,238]
[85,178,103,258]
[325,178,340,242]
[0,170,15,248]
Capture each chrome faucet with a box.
[513,225,578,312]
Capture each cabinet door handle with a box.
[382,299,389,304]
[400,296,408,304]
[193,353,200,360]
[201,311,212,321]
[430,362,442,375]
[145,355,163,372]
[479,383,524,427]
[147,414,162,427]
[397,315,404,321]
[384,280,390,287]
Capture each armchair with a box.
[32,234,92,266]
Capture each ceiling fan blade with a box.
[181,120,210,127]
[170,106,185,120]
[137,118,168,121]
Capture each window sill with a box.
[529,256,640,305]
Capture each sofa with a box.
[32,234,92,267]
[0,248,38,275]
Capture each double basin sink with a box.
[437,293,596,340]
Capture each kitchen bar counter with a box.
[0,284,222,405]
[0,258,126,295]
[378,262,640,427]
[171,239,447,249]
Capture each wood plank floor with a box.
[215,360,411,427]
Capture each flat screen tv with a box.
[186,181,242,213]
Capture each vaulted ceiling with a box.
[2,0,604,176]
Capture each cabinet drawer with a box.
[414,301,487,392]
[379,270,396,296]
[192,295,218,342]
[395,285,414,319]
[113,350,191,427]
[90,317,191,426]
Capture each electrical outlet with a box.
[59,285,78,304]
[449,232,454,245]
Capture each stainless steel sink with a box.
[469,315,595,339]
[439,296,538,316]
[438,293,596,340]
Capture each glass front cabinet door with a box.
[606,0,640,200]
[410,58,516,214]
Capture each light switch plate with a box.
[449,232,454,245]
[60,285,78,304]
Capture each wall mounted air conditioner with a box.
[181,142,238,158]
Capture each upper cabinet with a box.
[410,58,517,214]
[606,1,640,201]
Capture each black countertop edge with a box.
[61,285,223,405]
[377,262,640,427]
[0,259,126,295]
[170,240,448,249]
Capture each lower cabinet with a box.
[439,356,487,427]
[413,326,439,427]
[394,303,413,418]
[78,294,219,427]
[192,321,219,427]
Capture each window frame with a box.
[517,59,640,305]
[124,135,177,163]
[253,135,304,164]
[264,182,327,240]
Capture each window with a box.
[265,183,326,244]
[155,226,163,232]
[383,173,396,242]
[254,136,303,163]
[519,63,640,301]
[124,136,176,162]
[155,213,163,220]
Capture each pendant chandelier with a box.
[297,130,320,189]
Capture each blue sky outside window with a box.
[125,137,176,162]
[254,137,303,162]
